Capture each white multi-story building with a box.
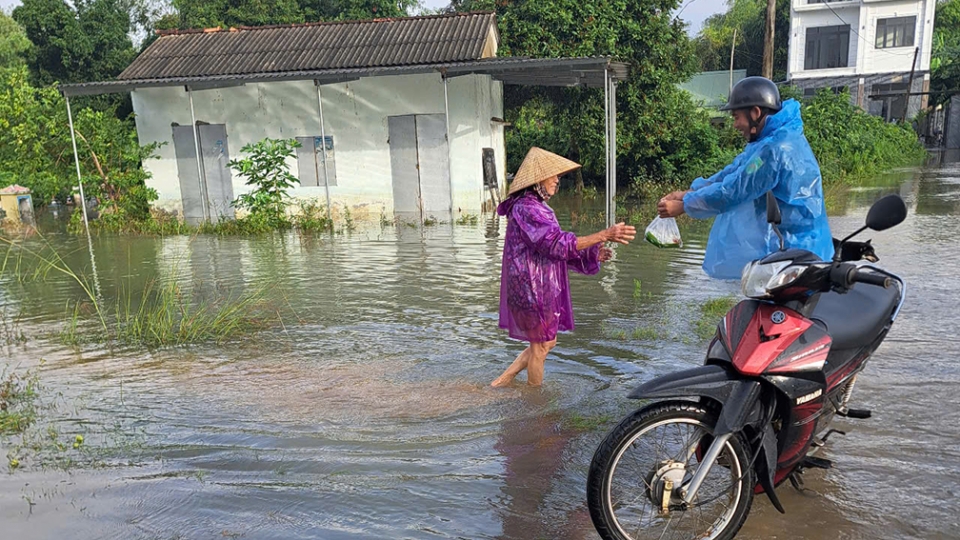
[787,0,937,121]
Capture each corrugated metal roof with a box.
[120,12,498,81]
[61,57,630,97]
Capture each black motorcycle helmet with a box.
[721,77,782,142]
[720,76,782,112]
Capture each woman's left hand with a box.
[599,247,613,262]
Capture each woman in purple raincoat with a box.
[491,148,636,387]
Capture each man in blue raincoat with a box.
[657,77,834,279]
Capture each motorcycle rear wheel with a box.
[587,401,754,540]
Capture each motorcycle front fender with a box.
[630,365,786,513]
[628,365,762,437]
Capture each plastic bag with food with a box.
[644,217,682,249]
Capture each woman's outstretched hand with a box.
[604,222,636,245]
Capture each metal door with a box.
[388,114,451,221]
[414,114,451,216]
[388,115,422,219]
[172,125,205,224]
[198,124,234,220]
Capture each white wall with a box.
[789,0,934,80]
[131,72,504,219]
[859,0,934,73]
[789,3,861,79]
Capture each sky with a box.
[2,0,724,36]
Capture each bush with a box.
[801,88,926,184]
[228,138,301,229]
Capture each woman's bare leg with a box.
[525,339,556,387]
[491,346,531,387]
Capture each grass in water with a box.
[563,412,615,432]
[0,367,40,436]
[2,234,285,348]
[695,296,739,340]
[631,326,660,341]
[111,280,275,347]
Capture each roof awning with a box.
[59,57,630,97]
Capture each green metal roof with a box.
[680,69,747,108]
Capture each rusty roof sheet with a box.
[120,12,498,81]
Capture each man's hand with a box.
[657,199,685,219]
[598,247,613,262]
[662,190,688,201]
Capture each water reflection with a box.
[495,391,590,540]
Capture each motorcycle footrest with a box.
[800,456,833,470]
[841,408,872,419]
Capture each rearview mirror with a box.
[766,192,782,225]
[866,194,907,232]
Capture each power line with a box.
[676,0,703,19]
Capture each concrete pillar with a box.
[857,77,865,110]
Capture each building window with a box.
[803,86,846,98]
[296,136,337,187]
[875,17,916,49]
[805,25,850,70]
[871,82,909,122]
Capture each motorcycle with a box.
[586,193,908,540]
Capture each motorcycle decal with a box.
[731,304,811,376]
[771,311,786,324]
[826,350,870,388]
[765,332,832,375]
[796,389,822,405]
[719,300,761,357]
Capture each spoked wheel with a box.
[587,401,754,540]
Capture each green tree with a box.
[169,0,418,30]
[13,0,138,113]
[13,0,137,86]
[694,0,789,80]
[0,66,159,215]
[0,13,32,69]
[931,0,960,105]
[457,0,730,188]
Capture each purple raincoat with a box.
[498,191,602,342]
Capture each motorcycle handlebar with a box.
[829,263,892,289]
[853,270,893,288]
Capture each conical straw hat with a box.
[508,147,581,195]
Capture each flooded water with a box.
[2,154,959,539]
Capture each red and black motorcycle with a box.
[587,193,908,540]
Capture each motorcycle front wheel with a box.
[587,401,754,540]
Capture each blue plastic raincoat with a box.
[683,99,834,279]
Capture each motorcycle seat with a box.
[811,281,901,350]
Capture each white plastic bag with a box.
[645,217,682,249]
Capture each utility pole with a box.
[901,47,920,124]
[730,28,738,92]
[762,0,776,79]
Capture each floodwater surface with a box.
[1,154,959,539]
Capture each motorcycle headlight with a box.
[741,261,806,299]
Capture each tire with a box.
[587,401,755,540]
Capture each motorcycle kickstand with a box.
[788,469,806,492]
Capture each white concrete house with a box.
[60,12,627,224]
[787,0,938,121]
